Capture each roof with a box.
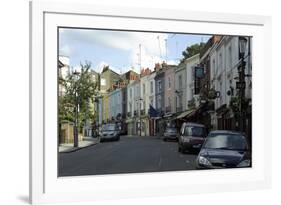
[184,53,200,63]
[176,109,195,119]
[101,66,120,76]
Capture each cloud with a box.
[60,28,170,70]
[60,28,167,54]
[59,45,73,56]
[130,42,178,71]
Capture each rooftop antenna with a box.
[157,36,162,59]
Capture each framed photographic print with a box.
[30,1,272,204]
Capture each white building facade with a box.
[126,80,140,135]
[175,62,187,113]
[185,54,200,110]
[139,71,156,136]
[209,36,252,131]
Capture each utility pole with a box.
[157,36,162,59]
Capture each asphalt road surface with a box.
[58,135,198,177]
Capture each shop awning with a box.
[176,109,196,119]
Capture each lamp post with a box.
[238,36,247,132]
[73,70,80,147]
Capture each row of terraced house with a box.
[95,35,252,139]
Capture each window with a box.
[168,97,171,107]
[101,78,106,86]
[158,80,162,92]
[129,102,132,112]
[204,134,247,150]
[178,75,182,89]
[143,83,145,95]
[218,53,222,74]
[219,81,223,104]
[129,88,132,99]
[184,126,206,137]
[157,96,162,109]
[228,46,232,69]
[168,77,171,88]
[150,81,153,94]
[179,95,182,107]
[212,59,216,78]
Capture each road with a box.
[59,135,198,177]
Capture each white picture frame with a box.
[30,1,272,204]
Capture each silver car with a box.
[163,127,179,141]
[99,124,120,142]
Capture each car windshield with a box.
[203,133,248,150]
[102,124,116,131]
[184,126,206,137]
[165,127,177,133]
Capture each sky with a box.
[59,28,211,74]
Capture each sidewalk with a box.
[59,137,100,153]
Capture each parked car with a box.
[178,122,207,153]
[117,122,127,135]
[163,127,179,141]
[196,130,251,169]
[99,123,120,142]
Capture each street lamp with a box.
[73,70,80,147]
[238,36,248,132]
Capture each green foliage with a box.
[181,43,206,62]
[59,62,99,131]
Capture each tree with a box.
[180,42,206,62]
[59,62,99,132]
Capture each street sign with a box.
[236,81,246,89]
[195,66,204,78]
